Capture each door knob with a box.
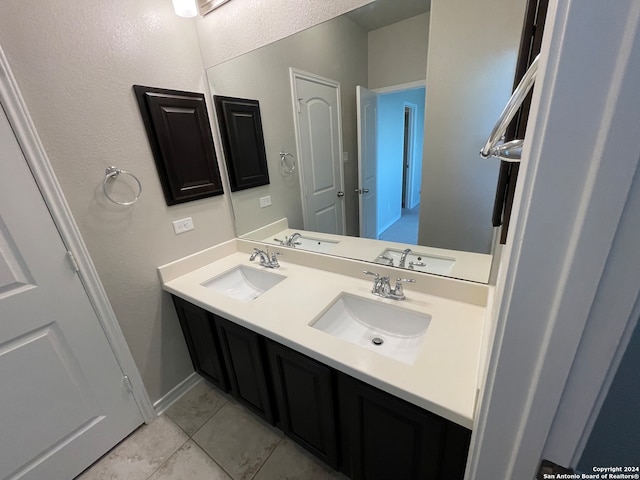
[355,188,361,194]
[337,191,345,198]
[362,188,369,193]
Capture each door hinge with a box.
[65,250,80,274]
[123,375,134,395]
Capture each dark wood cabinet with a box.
[338,373,471,480]
[214,95,270,192]
[171,297,470,478]
[134,85,224,205]
[171,296,228,391]
[266,340,339,468]
[215,316,275,424]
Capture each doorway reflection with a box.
[379,204,420,244]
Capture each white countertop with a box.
[160,244,487,429]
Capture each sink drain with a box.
[371,337,384,346]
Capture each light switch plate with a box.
[172,217,194,234]
[259,196,272,208]
[343,151,349,163]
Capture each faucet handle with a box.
[269,251,281,268]
[363,270,380,278]
[273,238,285,245]
[393,277,415,298]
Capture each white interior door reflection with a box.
[291,69,345,235]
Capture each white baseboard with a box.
[152,372,202,417]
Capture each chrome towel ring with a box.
[103,166,142,206]
[280,151,296,174]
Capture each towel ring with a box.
[280,152,296,174]
[103,166,142,206]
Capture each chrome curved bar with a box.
[480,54,540,162]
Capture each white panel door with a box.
[292,71,345,234]
[0,105,143,480]
[356,86,378,239]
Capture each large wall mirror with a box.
[206,0,528,283]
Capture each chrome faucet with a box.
[399,248,412,268]
[363,271,415,300]
[250,248,281,268]
[273,232,302,247]
[288,232,302,245]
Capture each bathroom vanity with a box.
[159,239,489,479]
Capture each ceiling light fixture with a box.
[172,0,198,18]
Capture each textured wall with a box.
[0,0,236,403]
[208,16,368,237]
[197,0,373,68]
[368,13,430,90]
[418,0,527,254]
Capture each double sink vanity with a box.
[158,237,490,479]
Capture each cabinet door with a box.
[133,86,224,205]
[214,95,270,192]
[215,317,275,424]
[172,296,228,391]
[266,341,339,468]
[338,373,447,480]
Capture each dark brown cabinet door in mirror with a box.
[214,95,270,191]
[133,85,224,205]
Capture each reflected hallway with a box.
[378,204,420,244]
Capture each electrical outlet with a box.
[172,217,194,234]
[259,196,272,208]
[343,151,349,163]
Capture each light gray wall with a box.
[0,0,237,403]
[418,0,527,254]
[368,13,430,89]
[207,16,368,237]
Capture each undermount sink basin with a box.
[374,248,456,276]
[201,266,286,302]
[294,236,339,253]
[310,293,431,364]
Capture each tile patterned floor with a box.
[76,381,347,480]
